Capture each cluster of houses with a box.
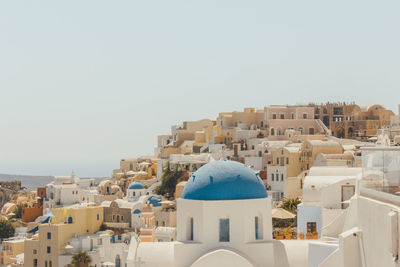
[1,102,400,267]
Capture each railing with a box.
[360,147,400,198]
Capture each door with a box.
[307,222,316,233]
[341,185,355,209]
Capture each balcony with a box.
[360,147,400,202]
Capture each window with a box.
[255,216,259,239]
[280,113,285,119]
[281,174,284,181]
[49,261,52,267]
[286,158,289,164]
[97,214,100,221]
[33,249,37,255]
[121,215,124,221]
[187,217,194,241]
[33,259,38,267]
[163,221,166,226]
[255,216,263,240]
[47,246,51,253]
[47,232,51,240]
[291,112,295,119]
[276,158,279,164]
[271,174,274,181]
[272,113,277,119]
[303,113,308,119]
[307,222,317,233]
[45,261,48,267]
[219,218,230,242]
[68,217,73,224]
[115,255,121,267]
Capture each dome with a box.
[128,181,144,190]
[133,209,141,214]
[181,160,267,201]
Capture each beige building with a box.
[139,204,156,242]
[311,102,394,140]
[24,206,103,267]
[300,139,344,171]
[213,108,266,145]
[265,105,328,136]
[266,144,303,199]
[156,119,214,158]
[314,153,358,167]
[0,238,24,266]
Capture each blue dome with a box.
[133,209,141,214]
[181,160,267,201]
[128,182,144,190]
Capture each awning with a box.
[272,208,296,219]
[27,226,39,234]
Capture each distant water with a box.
[0,173,106,190]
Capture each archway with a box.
[348,127,354,138]
[190,249,255,267]
[115,255,120,267]
[335,127,345,138]
[270,128,275,136]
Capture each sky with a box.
[0,0,399,177]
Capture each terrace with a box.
[360,147,400,205]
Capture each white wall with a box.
[175,198,274,267]
[267,166,286,192]
[244,157,262,170]
[297,205,322,237]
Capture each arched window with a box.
[186,216,194,241]
[270,128,275,136]
[115,255,120,267]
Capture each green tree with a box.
[154,162,183,197]
[280,197,302,213]
[0,220,15,239]
[71,251,92,267]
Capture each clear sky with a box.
[1,0,399,177]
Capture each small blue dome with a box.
[133,209,141,214]
[181,160,267,201]
[128,182,144,190]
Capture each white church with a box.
[127,160,310,267]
